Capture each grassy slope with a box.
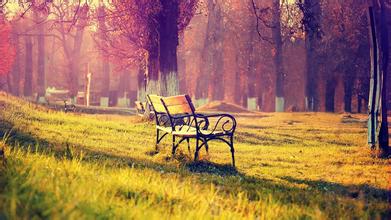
[0,93,390,219]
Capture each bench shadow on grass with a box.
[144,148,239,176]
[1,121,390,218]
[186,160,239,176]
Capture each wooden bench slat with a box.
[148,95,166,113]
[166,104,193,115]
[152,104,166,113]
[135,101,145,110]
[161,95,194,115]
[162,95,189,106]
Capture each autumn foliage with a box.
[96,0,198,69]
[0,17,15,76]
[1,0,388,113]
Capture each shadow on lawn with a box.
[233,113,271,119]
[186,160,239,176]
[1,119,390,219]
[281,176,390,201]
[0,119,51,148]
[236,131,300,146]
[239,124,272,130]
[280,176,391,219]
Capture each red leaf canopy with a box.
[0,17,15,76]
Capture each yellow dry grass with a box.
[0,93,389,219]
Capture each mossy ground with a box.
[0,93,390,219]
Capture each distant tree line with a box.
[0,0,389,115]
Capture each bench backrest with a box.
[147,95,166,113]
[147,94,198,129]
[134,101,145,111]
[161,95,195,115]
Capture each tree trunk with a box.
[325,78,336,112]
[234,57,242,104]
[178,32,187,94]
[118,70,129,97]
[37,23,45,98]
[305,44,319,111]
[367,6,383,152]
[98,6,110,98]
[368,6,379,149]
[304,0,321,111]
[6,71,12,92]
[137,63,147,101]
[246,24,257,110]
[343,75,353,112]
[159,0,179,96]
[11,35,20,96]
[146,48,160,95]
[208,3,224,101]
[67,62,77,99]
[198,0,224,101]
[378,0,389,154]
[68,26,85,98]
[272,0,284,112]
[24,35,33,97]
[195,16,211,99]
[101,62,110,97]
[357,95,362,113]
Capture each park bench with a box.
[134,101,146,116]
[147,94,237,167]
[64,100,76,113]
[45,97,76,113]
[134,101,154,119]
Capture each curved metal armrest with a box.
[195,113,237,135]
[156,113,170,127]
[170,113,192,120]
[157,114,194,131]
[167,114,208,131]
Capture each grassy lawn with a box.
[0,93,390,219]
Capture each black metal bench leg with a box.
[172,135,177,156]
[194,137,200,161]
[155,130,160,151]
[156,130,160,145]
[230,135,235,167]
[186,138,191,154]
[204,138,209,154]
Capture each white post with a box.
[86,64,92,107]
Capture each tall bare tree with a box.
[34,7,47,100]
[23,35,33,97]
[368,0,389,156]
[97,4,110,99]
[48,1,90,99]
[197,0,224,101]
[297,0,322,111]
